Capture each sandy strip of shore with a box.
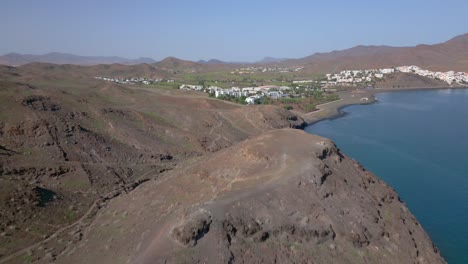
[300,86,468,125]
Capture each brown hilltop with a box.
[54,129,445,264]
[156,56,238,73]
[14,62,171,81]
[156,56,199,68]
[9,57,238,81]
[374,72,450,88]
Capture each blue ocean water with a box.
[305,89,468,263]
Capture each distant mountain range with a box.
[284,33,468,73]
[1,33,467,73]
[257,57,289,64]
[197,59,231,65]
[0,52,156,66]
[197,57,289,65]
[195,34,468,72]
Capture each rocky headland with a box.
[0,64,446,263]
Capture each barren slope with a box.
[374,72,450,88]
[51,129,445,264]
[0,69,304,261]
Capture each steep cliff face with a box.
[51,129,445,264]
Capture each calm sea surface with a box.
[305,89,468,263]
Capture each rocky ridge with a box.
[53,130,445,264]
[0,67,446,263]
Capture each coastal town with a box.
[325,65,468,86]
[95,65,468,105]
[179,65,468,104]
[178,84,294,104]
[94,76,174,85]
[231,66,304,74]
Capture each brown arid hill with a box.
[155,57,239,73]
[284,33,468,73]
[10,63,172,82]
[9,59,239,82]
[0,52,156,66]
[0,66,445,263]
[0,65,20,80]
[0,68,304,263]
[374,72,450,89]
[53,129,445,264]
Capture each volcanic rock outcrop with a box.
[53,129,445,264]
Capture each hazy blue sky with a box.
[1,0,467,61]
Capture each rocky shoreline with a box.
[53,129,447,264]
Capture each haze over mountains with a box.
[1,33,467,73]
[197,57,290,65]
[0,52,156,66]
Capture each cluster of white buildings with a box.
[231,66,301,74]
[211,85,292,103]
[293,80,316,84]
[95,77,174,85]
[324,66,467,86]
[211,87,248,98]
[179,84,203,91]
[396,66,468,85]
[325,68,393,85]
[180,85,293,104]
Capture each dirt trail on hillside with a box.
[53,129,445,264]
